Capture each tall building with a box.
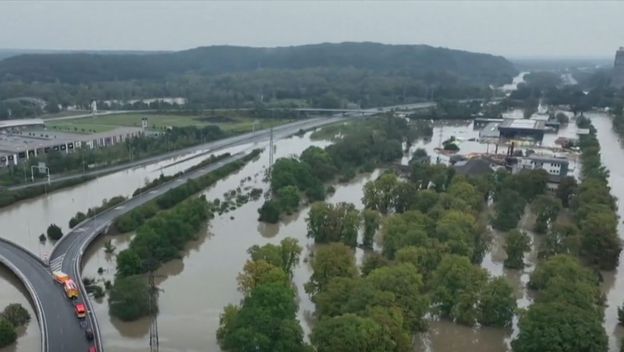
[613,47,624,89]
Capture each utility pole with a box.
[148,270,160,352]
[268,126,274,179]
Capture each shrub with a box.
[46,224,63,241]
[1,304,30,327]
[0,319,16,348]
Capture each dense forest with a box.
[0,43,517,116]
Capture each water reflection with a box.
[0,266,40,352]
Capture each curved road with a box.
[0,115,348,352]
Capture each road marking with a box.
[49,254,65,272]
[114,205,125,210]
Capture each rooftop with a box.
[454,158,493,177]
[479,122,500,139]
[499,118,546,131]
[0,119,45,130]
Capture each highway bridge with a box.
[0,115,347,351]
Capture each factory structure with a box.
[451,110,579,189]
[0,118,145,167]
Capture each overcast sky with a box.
[0,1,622,58]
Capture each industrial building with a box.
[498,119,546,142]
[0,124,143,167]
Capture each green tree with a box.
[1,304,30,327]
[311,314,394,352]
[306,243,357,296]
[46,223,63,240]
[237,260,289,295]
[218,283,307,352]
[258,200,280,223]
[360,253,390,276]
[531,195,561,234]
[430,255,488,325]
[109,275,154,321]
[0,319,16,348]
[248,238,303,277]
[361,209,381,249]
[116,249,143,277]
[366,263,429,331]
[556,176,577,207]
[362,172,401,214]
[381,210,433,259]
[306,202,360,247]
[540,220,581,258]
[579,204,621,270]
[276,185,301,214]
[512,301,607,352]
[300,146,337,182]
[395,245,446,281]
[492,189,526,231]
[477,277,516,327]
[504,230,531,269]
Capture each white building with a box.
[516,155,569,178]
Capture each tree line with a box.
[259,116,420,223]
[0,43,517,118]
[217,238,310,352]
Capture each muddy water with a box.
[79,125,518,352]
[3,116,612,351]
[0,143,252,254]
[80,132,334,351]
[588,112,624,352]
[0,266,39,352]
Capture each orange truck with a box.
[53,271,70,284]
[64,279,79,299]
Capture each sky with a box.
[0,1,622,59]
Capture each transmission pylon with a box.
[268,126,274,177]
[148,271,160,352]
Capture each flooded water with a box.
[0,266,40,352]
[0,143,253,255]
[80,131,336,351]
[3,114,623,352]
[588,112,624,352]
[500,72,529,93]
[79,124,516,352]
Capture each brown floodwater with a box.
[0,142,253,255]
[3,115,624,351]
[0,266,40,352]
[589,113,624,352]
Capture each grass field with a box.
[46,112,293,134]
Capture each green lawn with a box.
[46,112,293,134]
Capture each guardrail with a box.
[0,238,49,352]
[72,221,109,352]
